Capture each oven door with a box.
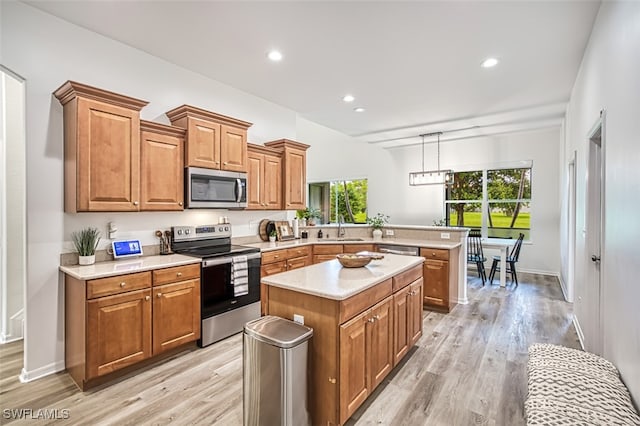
[186,167,247,209]
[200,252,260,318]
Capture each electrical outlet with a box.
[293,314,304,325]
[385,229,394,236]
[440,232,450,239]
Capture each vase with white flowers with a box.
[72,227,101,265]
[366,213,390,241]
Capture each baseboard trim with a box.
[572,315,585,350]
[19,360,65,383]
[557,273,569,302]
[0,334,22,344]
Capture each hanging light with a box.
[409,132,454,186]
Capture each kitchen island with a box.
[262,253,425,425]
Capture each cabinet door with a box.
[220,124,247,172]
[186,117,221,169]
[393,286,410,365]
[76,97,140,211]
[368,297,394,390]
[408,278,424,346]
[339,313,369,423]
[423,258,449,308]
[140,130,184,211]
[152,279,200,354]
[287,255,311,271]
[263,153,282,209]
[283,148,306,210]
[246,151,263,210]
[87,289,151,378]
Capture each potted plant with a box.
[72,227,101,265]
[269,230,277,242]
[306,208,321,226]
[296,209,308,227]
[366,213,390,241]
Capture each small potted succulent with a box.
[269,230,277,242]
[72,227,101,265]
[306,208,322,226]
[366,213,390,241]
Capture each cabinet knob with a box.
[145,296,150,301]
[178,202,183,206]
[287,203,291,206]
[120,282,126,287]
[223,162,228,165]
[157,293,162,298]
[368,318,375,323]
[328,377,337,384]
[431,252,436,256]
[133,201,139,206]
[374,315,380,320]
[177,272,182,277]
[274,255,279,258]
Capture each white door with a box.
[585,113,605,355]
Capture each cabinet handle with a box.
[145,296,150,301]
[133,201,139,206]
[120,282,126,287]
[157,293,162,298]
[177,272,182,277]
[328,377,337,384]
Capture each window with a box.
[308,179,368,224]
[446,167,531,239]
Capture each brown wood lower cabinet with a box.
[65,264,200,390]
[420,247,459,312]
[265,263,423,425]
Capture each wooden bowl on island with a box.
[336,254,372,268]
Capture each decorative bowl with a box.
[336,254,372,268]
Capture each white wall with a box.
[0,71,26,343]
[561,1,640,405]
[1,2,294,379]
[388,128,562,275]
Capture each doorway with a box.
[585,112,605,355]
[0,67,27,344]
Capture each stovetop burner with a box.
[170,224,260,260]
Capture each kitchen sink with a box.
[324,238,365,242]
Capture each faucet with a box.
[338,214,346,238]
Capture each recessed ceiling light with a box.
[267,50,283,62]
[353,107,365,113]
[481,57,499,68]
[343,94,355,103]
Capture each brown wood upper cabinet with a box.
[140,120,185,211]
[165,105,252,172]
[54,81,149,212]
[264,139,310,210]
[246,143,282,210]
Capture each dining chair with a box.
[488,233,525,287]
[467,230,487,285]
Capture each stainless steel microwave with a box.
[185,167,247,209]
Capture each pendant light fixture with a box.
[409,132,454,186]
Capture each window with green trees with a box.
[446,167,531,239]
[308,179,368,224]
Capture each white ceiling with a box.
[25,0,600,147]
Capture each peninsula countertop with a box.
[59,254,200,280]
[246,237,461,252]
[261,253,424,300]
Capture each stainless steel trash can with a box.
[243,315,313,426]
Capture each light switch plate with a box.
[293,314,304,325]
[440,232,450,239]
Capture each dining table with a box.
[481,238,517,287]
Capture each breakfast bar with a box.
[262,253,425,425]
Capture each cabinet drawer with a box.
[313,254,338,264]
[339,278,392,324]
[392,264,423,292]
[87,271,151,299]
[420,248,449,261]
[287,256,310,271]
[152,264,200,286]
[343,244,376,253]
[262,249,287,264]
[313,244,343,255]
[286,246,311,259]
[261,261,287,277]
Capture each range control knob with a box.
[224,226,230,232]
[177,229,183,235]
[218,227,223,232]
[185,229,190,234]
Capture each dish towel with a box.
[231,255,249,296]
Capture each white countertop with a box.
[261,253,424,300]
[59,254,200,280]
[246,237,461,252]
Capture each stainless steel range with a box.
[171,224,261,347]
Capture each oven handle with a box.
[202,252,261,267]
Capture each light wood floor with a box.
[0,272,579,425]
